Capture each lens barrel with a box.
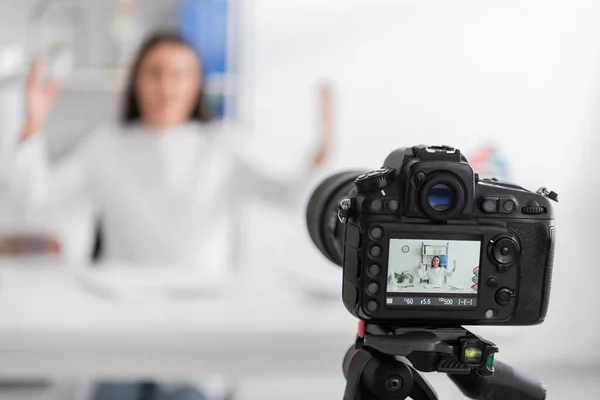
[306,171,364,265]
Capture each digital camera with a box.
[306,145,557,326]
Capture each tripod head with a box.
[343,323,546,400]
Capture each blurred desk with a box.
[0,261,536,379]
[0,262,356,379]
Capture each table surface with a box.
[0,262,355,333]
[0,261,522,378]
[0,261,360,377]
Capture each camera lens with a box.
[426,184,454,212]
[306,170,367,266]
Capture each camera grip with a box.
[508,223,554,323]
[448,360,546,400]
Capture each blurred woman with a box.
[10,30,332,400]
[11,32,331,286]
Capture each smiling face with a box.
[431,256,441,268]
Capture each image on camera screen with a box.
[386,239,481,295]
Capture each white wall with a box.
[389,239,423,277]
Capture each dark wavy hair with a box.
[120,31,212,124]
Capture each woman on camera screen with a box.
[419,256,457,285]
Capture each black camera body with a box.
[307,145,557,326]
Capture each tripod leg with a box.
[448,360,546,400]
[407,365,438,400]
[343,345,370,400]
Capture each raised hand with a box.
[311,82,334,168]
[20,56,61,141]
[419,260,423,270]
[453,259,457,272]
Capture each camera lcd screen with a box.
[386,238,481,308]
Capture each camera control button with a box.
[370,227,383,240]
[367,282,379,295]
[489,236,520,270]
[368,264,381,277]
[415,172,426,186]
[495,288,516,306]
[481,198,498,213]
[370,246,382,258]
[503,199,516,212]
[388,199,399,211]
[370,200,383,212]
[366,300,379,313]
[487,277,498,289]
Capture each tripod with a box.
[343,323,546,400]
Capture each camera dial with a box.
[354,169,393,193]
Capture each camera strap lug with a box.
[536,187,559,202]
[338,198,352,223]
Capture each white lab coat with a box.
[418,266,454,286]
[9,121,311,284]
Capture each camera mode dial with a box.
[354,169,393,193]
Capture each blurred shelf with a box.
[0,68,126,93]
[61,67,127,92]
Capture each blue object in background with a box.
[180,0,229,118]
[440,255,447,265]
